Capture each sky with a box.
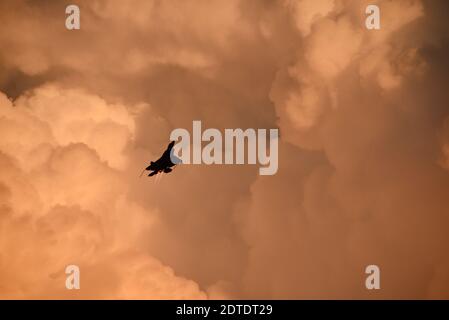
[0,0,448,299]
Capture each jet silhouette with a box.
[142,141,181,177]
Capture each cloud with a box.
[0,0,449,299]
[240,0,449,298]
[0,87,205,299]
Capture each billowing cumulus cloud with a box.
[0,0,449,299]
[0,87,205,299]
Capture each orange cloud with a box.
[1,0,449,299]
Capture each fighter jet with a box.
[142,141,181,177]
